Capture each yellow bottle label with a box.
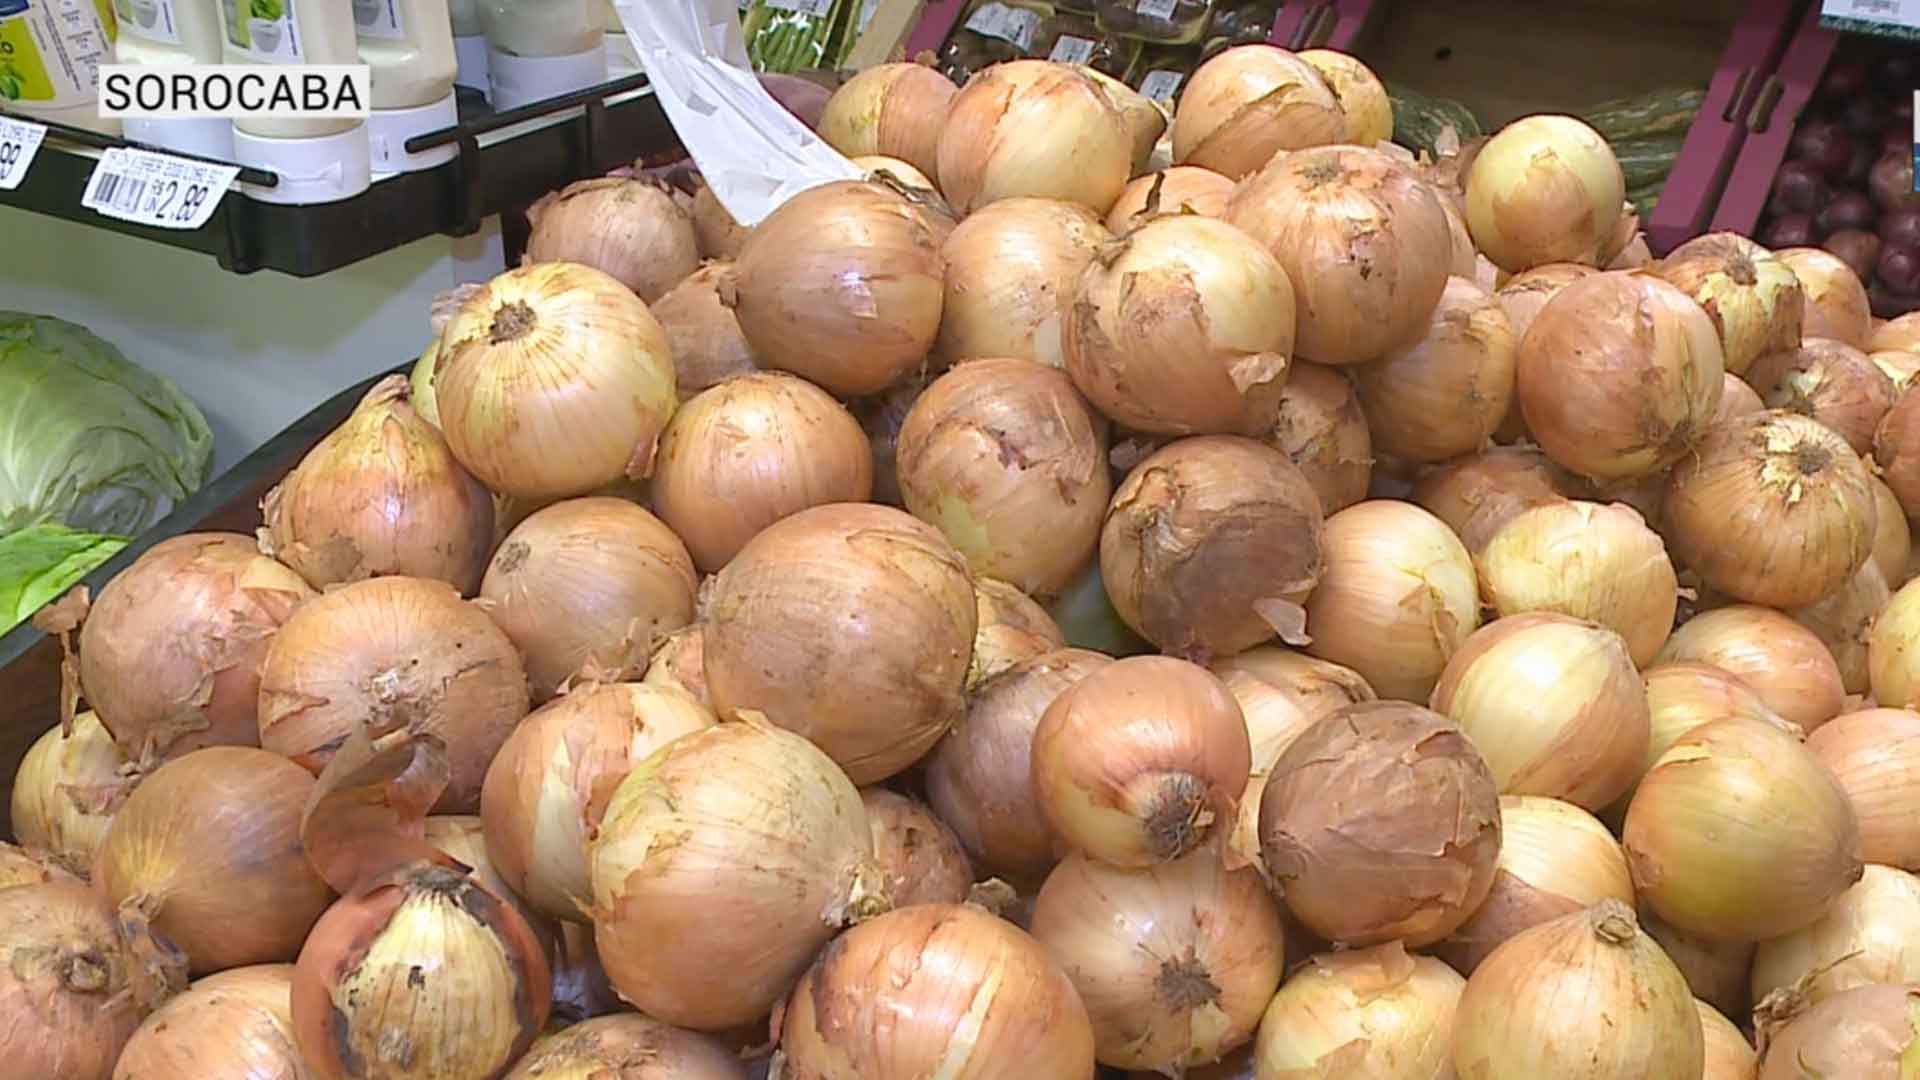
[0,0,118,107]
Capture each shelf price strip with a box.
[0,115,48,192]
[1820,0,1920,38]
[79,147,240,231]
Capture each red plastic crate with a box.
[1709,4,1845,237]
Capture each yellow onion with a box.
[775,901,1096,1076]
[1645,911,1755,1022]
[1105,167,1235,234]
[1253,942,1464,1078]
[1700,1001,1759,1079]
[1809,708,1920,869]
[1259,700,1501,946]
[1298,49,1393,145]
[505,1014,745,1079]
[1624,716,1863,940]
[97,747,333,979]
[1033,655,1251,867]
[1659,605,1845,732]
[1065,216,1294,436]
[1355,274,1517,462]
[1411,445,1575,553]
[1431,614,1650,809]
[1465,115,1626,272]
[1452,900,1704,1079]
[1756,983,1920,1078]
[968,576,1067,688]
[1080,65,1168,175]
[1715,370,1767,425]
[1173,45,1345,180]
[818,61,955,184]
[1261,362,1373,515]
[861,788,973,908]
[526,177,697,303]
[1655,232,1805,377]
[0,842,78,888]
[10,709,128,877]
[652,372,873,573]
[408,337,441,426]
[1873,349,1920,391]
[1476,499,1677,667]
[937,60,1132,214]
[1030,847,1285,1072]
[110,964,304,1080]
[898,358,1109,595]
[651,263,760,401]
[422,816,563,977]
[1440,198,1483,279]
[1213,665,1320,869]
[1208,648,1376,723]
[1791,560,1891,695]
[704,503,975,783]
[588,720,886,1030]
[1101,436,1325,659]
[1752,864,1920,1008]
[1755,338,1896,455]
[0,881,143,1080]
[1875,312,1920,352]
[1303,500,1481,702]
[261,375,494,595]
[854,153,936,193]
[1778,247,1873,348]
[689,178,748,261]
[1624,662,1787,817]
[729,180,947,396]
[1227,145,1452,366]
[1490,263,1600,441]
[1436,796,1634,974]
[1516,271,1725,481]
[1876,382,1920,519]
[642,625,709,707]
[935,197,1109,369]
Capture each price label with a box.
[765,0,834,15]
[80,147,239,231]
[1048,35,1097,65]
[1137,0,1179,19]
[0,116,47,192]
[1138,69,1185,105]
[965,2,1042,51]
[1821,0,1920,31]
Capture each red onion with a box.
[1843,95,1888,137]
[1770,163,1829,216]
[1871,151,1920,213]
[1763,214,1818,249]
[1821,61,1869,100]
[1881,244,1920,295]
[1820,192,1879,235]
[1827,229,1885,281]
[1793,121,1855,179]
[1882,207,1920,248]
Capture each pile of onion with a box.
[1226,145,1452,366]
[1259,700,1502,946]
[1106,167,1236,235]
[1299,48,1394,145]
[1080,67,1167,175]
[1253,943,1464,1077]
[0,881,143,1080]
[1210,663,1323,867]
[525,177,698,303]
[1750,864,1920,1007]
[10,709,128,876]
[1624,662,1788,818]
[967,577,1069,687]
[1778,246,1873,347]
[504,1014,745,1079]
[1101,436,1325,659]
[1262,363,1373,514]
[1655,232,1805,377]
[642,624,710,707]
[434,261,678,500]
[650,263,760,400]
[703,503,976,783]
[936,60,1132,214]
[1700,1002,1758,1080]
[1873,348,1920,392]
[1753,338,1896,454]
[651,373,873,573]
[1876,380,1920,519]
[1355,275,1517,462]
[1411,445,1574,553]
[817,61,955,185]
[1476,500,1677,666]
[860,788,973,908]
[1756,983,1920,1077]
[1173,45,1346,180]
[1658,605,1846,733]
[1790,560,1890,694]
[1643,910,1755,1022]
[689,177,748,261]
[1490,263,1600,441]
[936,197,1109,369]
[111,964,305,1078]
[897,358,1109,596]
[421,816,562,981]
[1808,707,1920,869]
[1465,114,1626,272]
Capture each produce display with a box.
[19,37,1920,1080]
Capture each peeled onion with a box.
[1253,942,1464,1078]
[1778,246,1874,347]
[651,263,760,400]
[1875,380,1920,519]
[1173,45,1346,180]
[1752,864,1920,1008]
[505,1014,746,1079]
[817,62,955,184]
[1756,338,1897,455]
[1808,707,1920,870]
[10,709,128,877]
[1476,500,1677,667]
[967,577,1067,688]
[1260,362,1373,514]
[1105,167,1236,234]
[526,177,698,303]
[110,964,304,1080]
[861,787,973,908]
[937,60,1132,214]
[1299,49,1394,145]
[1655,232,1805,377]
[1658,605,1846,732]
[1756,983,1920,1078]
[935,197,1109,369]
[1411,445,1574,553]
[1791,560,1890,694]
[0,882,142,1080]
[1465,114,1626,272]
[1355,275,1517,462]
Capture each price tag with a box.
[80,147,239,231]
[0,116,47,192]
[1048,35,1097,65]
[965,2,1042,51]
[765,0,834,15]
[1821,0,1920,33]
[1137,0,1179,20]
[1138,69,1185,105]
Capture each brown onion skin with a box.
[1656,605,1846,734]
[1356,275,1518,463]
[96,747,333,976]
[10,709,128,878]
[690,180,748,262]
[257,576,531,813]
[505,1014,747,1079]
[1656,233,1806,378]
[1495,262,1601,343]
[0,882,142,1080]
[1106,167,1237,234]
[652,263,761,401]
[1714,370,1767,425]
[1100,436,1325,660]
[1876,383,1920,519]
[1259,700,1502,947]
[1778,246,1874,348]
[79,533,314,764]
[936,198,1110,370]
[1790,559,1889,695]
[860,788,974,908]
[1757,983,1920,1078]
[526,177,698,303]
[1262,363,1373,514]
[1808,708,1920,870]
[936,60,1132,215]
[0,841,80,888]
[644,625,712,710]
[1173,45,1346,181]
[1411,445,1575,553]
[967,577,1067,688]
[1755,338,1896,455]
[774,903,1098,1079]
[110,964,307,1080]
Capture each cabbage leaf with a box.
[0,524,126,636]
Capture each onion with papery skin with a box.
[0,842,78,888]
[110,964,308,1080]
[936,197,1109,369]
[729,180,946,396]
[506,1014,746,1079]
[588,719,886,1030]
[1298,49,1393,146]
[1452,900,1703,1080]
[860,788,973,908]
[1755,983,1920,1078]
[1491,262,1600,441]
[704,503,976,784]
[1226,145,1451,366]
[526,178,697,303]
[1303,500,1481,702]
[11,709,128,877]
[1065,215,1294,437]
[1791,560,1890,694]
[1624,716,1863,940]
[423,816,561,980]
[1874,311,1920,352]
[1516,271,1725,481]
[1105,167,1235,234]
[690,179,748,262]
[652,263,760,401]
[1658,605,1845,733]
[1440,198,1481,279]
[853,154,936,193]
[1411,444,1574,553]
[1665,409,1876,608]
[1431,614,1650,809]
[1208,648,1376,723]
[936,60,1132,214]
[1079,66,1167,176]
[1213,665,1319,869]
[1715,370,1767,425]
[818,62,954,184]
[1465,114,1626,272]
[0,882,142,1080]
[1655,233,1805,377]
[774,902,1097,1078]
[642,625,710,709]
[1100,436,1325,659]
[1253,942,1464,1079]
[479,682,715,924]
[969,577,1067,689]
[1259,700,1502,947]
[1872,349,1920,390]
[1627,662,1787,813]
[1030,847,1285,1072]
[1752,864,1920,1008]
[1646,910,1755,1021]
[1755,338,1896,455]
[409,338,440,426]
[898,359,1109,596]
[652,373,873,574]
[1876,383,1920,519]
[1873,474,1912,586]
[1778,246,1874,347]
[1261,362,1373,514]
[1173,45,1346,181]
[98,747,333,978]
[1809,708,1920,869]
[1356,275,1517,462]
[1476,500,1677,667]
[261,375,494,595]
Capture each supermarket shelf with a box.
[1818,0,1920,41]
[1712,2,1844,236]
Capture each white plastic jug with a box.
[0,0,122,135]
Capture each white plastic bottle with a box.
[0,0,121,136]
[222,0,371,202]
[448,0,483,95]
[601,0,635,77]
[355,0,457,173]
[111,0,230,156]
[479,0,603,111]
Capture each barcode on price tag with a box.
[1137,0,1179,20]
[1048,35,1097,65]
[765,0,834,15]
[966,3,1042,51]
[80,148,239,231]
[0,116,48,192]
[1138,69,1185,105]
